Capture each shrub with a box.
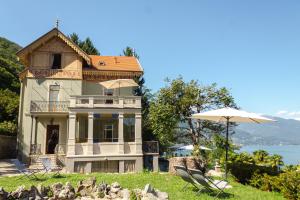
[0,121,17,135]
[228,152,278,184]
[250,171,300,200]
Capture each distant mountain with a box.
[233,116,300,145]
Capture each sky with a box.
[1,0,300,119]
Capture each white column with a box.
[67,112,76,156]
[87,112,94,155]
[118,113,124,154]
[135,112,142,154]
[153,155,159,172]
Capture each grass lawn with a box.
[0,172,284,200]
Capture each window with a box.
[76,115,88,143]
[104,124,113,142]
[124,114,135,142]
[49,85,60,111]
[51,53,62,69]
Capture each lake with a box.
[174,145,300,165]
[239,145,300,165]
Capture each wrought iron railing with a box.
[30,101,69,112]
[30,144,41,155]
[143,141,159,154]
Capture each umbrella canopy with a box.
[100,79,139,89]
[191,107,274,179]
[192,107,274,123]
[177,145,212,151]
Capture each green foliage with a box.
[228,152,280,184]
[149,76,236,148]
[0,37,23,92]
[123,46,140,59]
[250,171,300,200]
[69,33,100,55]
[0,121,17,135]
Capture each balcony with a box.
[143,141,159,155]
[70,95,141,109]
[30,101,69,113]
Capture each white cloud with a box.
[276,110,288,115]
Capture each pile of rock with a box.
[0,177,168,200]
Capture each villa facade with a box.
[17,28,158,173]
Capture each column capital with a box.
[119,112,124,118]
[69,112,76,119]
[135,113,142,118]
[88,112,94,118]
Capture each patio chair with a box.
[173,165,200,191]
[188,168,228,198]
[11,159,39,180]
[40,157,62,176]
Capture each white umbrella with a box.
[100,79,139,96]
[100,79,138,89]
[177,144,212,151]
[191,107,274,179]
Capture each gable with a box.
[17,28,91,66]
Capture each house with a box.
[16,28,159,173]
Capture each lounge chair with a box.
[173,165,200,191]
[11,159,39,180]
[189,168,228,198]
[40,157,62,176]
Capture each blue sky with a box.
[1,0,300,119]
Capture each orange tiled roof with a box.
[89,55,143,72]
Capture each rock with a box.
[10,185,30,199]
[110,187,120,194]
[81,177,96,187]
[37,184,51,197]
[156,191,168,200]
[141,192,157,200]
[120,189,130,200]
[29,185,44,200]
[0,187,8,200]
[111,182,120,189]
[143,184,154,194]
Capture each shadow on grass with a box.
[192,187,234,199]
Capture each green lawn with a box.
[0,173,284,200]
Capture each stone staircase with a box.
[29,154,59,170]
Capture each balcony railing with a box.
[143,141,159,154]
[30,101,70,113]
[30,144,41,155]
[70,95,141,109]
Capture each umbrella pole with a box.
[225,117,229,180]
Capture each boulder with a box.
[0,187,8,200]
[10,185,30,199]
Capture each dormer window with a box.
[99,61,106,66]
[51,53,61,69]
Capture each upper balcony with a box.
[30,96,141,113]
[69,95,141,109]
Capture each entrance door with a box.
[46,125,59,154]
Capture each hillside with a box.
[0,37,22,92]
[233,116,300,145]
[0,37,22,135]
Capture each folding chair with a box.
[11,159,39,180]
[173,165,201,191]
[40,157,62,176]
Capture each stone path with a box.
[0,159,20,177]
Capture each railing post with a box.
[136,97,141,108]
[89,97,94,108]
[119,97,124,108]
[70,97,76,107]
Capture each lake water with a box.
[239,145,300,165]
[174,145,300,165]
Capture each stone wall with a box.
[0,135,17,159]
[168,156,206,175]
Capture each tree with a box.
[122,46,154,140]
[253,150,269,163]
[69,33,100,55]
[149,77,237,148]
[268,154,284,171]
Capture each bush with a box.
[228,152,278,184]
[0,121,17,135]
[250,171,300,200]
